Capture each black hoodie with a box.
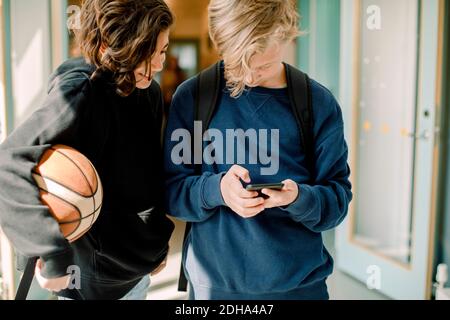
[0,58,174,299]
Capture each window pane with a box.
[353,0,419,265]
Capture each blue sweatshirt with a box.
[164,65,352,296]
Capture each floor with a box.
[147,219,389,300]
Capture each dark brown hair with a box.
[77,0,173,96]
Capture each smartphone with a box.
[245,183,284,192]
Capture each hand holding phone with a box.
[245,183,284,192]
[246,183,285,199]
[220,165,266,219]
[256,179,299,209]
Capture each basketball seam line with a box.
[32,170,95,199]
[59,208,102,225]
[36,186,101,224]
[36,185,82,238]
[51,147,99,231]
[50,147,99,194]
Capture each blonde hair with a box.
[208,0,301,97]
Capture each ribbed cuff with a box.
[40,249,74,279]
[202,172,226,209]
[280,184,318,219]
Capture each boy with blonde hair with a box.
[164,0,352,300]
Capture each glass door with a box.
[336,0,445,299]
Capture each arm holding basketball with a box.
[0,80,89,281]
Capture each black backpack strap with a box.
[195,62,222,134]
[284,63,315,180]
[15,257,38,300]
[15,257,86,300]
[178,62,222,292]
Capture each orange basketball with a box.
[32,145,103,243]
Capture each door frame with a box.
[50,0,69,70]
[0,0,12,138]
[0,0,16,301]
[336,0,446,300]
[428,0,447,299]
[297,0,341,97]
